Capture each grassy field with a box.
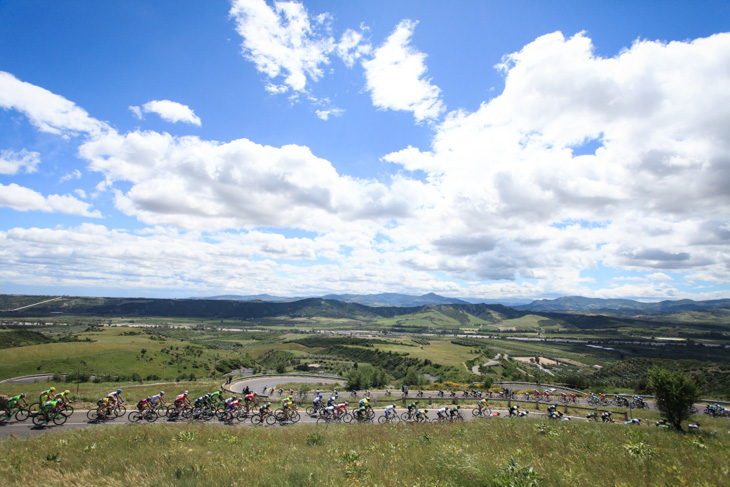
[0,416,727,486]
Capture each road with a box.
[0,405,583,439]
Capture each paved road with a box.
[0,406,581,439]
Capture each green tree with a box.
[648,367,701,431]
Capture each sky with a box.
[1,1,729,302]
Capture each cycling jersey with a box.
[150,394,163,404]
[384,405,395,415]
[175,394,186,403]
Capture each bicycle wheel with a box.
[32,413,46,426]
[306,406,317,416]
[400,411,412,421]
[378,415,388,424]
[290,411,301,423]
[53,412,67,425]
[1,409,11,422]
[15,407,30,422]
[114,405,126,417]
[472,407,481,417]
[128,411,141,422]
[144,410,159,422]
[265,413,277,425]
[62,404,75,416]
[86,409,100,421]
[28,402,42,416]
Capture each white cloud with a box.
[60,169,82,183]
[337,27,371,68]
[362,20,445,122]
[0,183,102,217]
[229,0,335,92]
[79,130,417,232]
[0,71,109,137]
[378,31,730,289]
[0,149,40,175]
[136,100,202,126]
[315,107,344,120]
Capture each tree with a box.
[648,367,701,431]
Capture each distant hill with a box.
[197,292,473,307]
[321,292,470,307]
[516,296,730,315]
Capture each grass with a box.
[0,416,728,486]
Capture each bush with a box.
[648,367,702,431]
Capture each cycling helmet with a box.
[184,390,188,395]
[288,395,293,400]
[392,404,396,408]
[20,393,26,397]
[65,390,70,394]
[49,387,56,392]
[117,388,123,393]
[160,391,165,395]
[232,396,237,400]
[344,401,349,406]
[318,394,323,398]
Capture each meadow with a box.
[0,416,727,486]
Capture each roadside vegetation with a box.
[1,417,728,486]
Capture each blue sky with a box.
[1,0,729,301]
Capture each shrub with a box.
[648,367,701,432]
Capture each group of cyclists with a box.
[3,384,719,430]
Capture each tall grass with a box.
[1,417,727,486]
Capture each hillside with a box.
[517,296,730,315]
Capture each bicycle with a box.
[251,409,276,425]
[377,412,401,424]
[128,408,159,422]
[274,407,301,423]
[2,403,31,422]
[472,405,492,417]
[33,406,67,426]
[400,409,418,422]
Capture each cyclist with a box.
[601,411,613,422]
[54,389,72,410]
[383,404,397,420]
[509,404,520,417]
[281,395,294,416]
[358,397,370,409]
[256,402,271,421]
[415,408,429,422]
[244,391,258,411]
[39,386,56,404]
[40,397,62,424]
[407,401,418,416]
[449,405,461,420]
[137,397,151,411]
[356,403,369,421]
[174,391,191,413]
[4,393,28,419]
[149,391,166,411]
[327,395,337,407]
[436,406,449,421]
[224,395,238,411]
[477,397,489,414]
[570,393,577,403]
[8,392,28,410]
[106,388,123,413]
[209,390,224,408]
[335,401,349,417]
[312,394,323,412]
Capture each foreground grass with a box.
[1,417,728,486]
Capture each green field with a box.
[0,417,727,486]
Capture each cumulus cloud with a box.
[362,20,445,122]
[0,183,102,217]
[0,149,40,175]
[78,130,418,232]
[0,71,109,137]
[129,100,201,126]
[229,0,336,92]
[378,32,730,291]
